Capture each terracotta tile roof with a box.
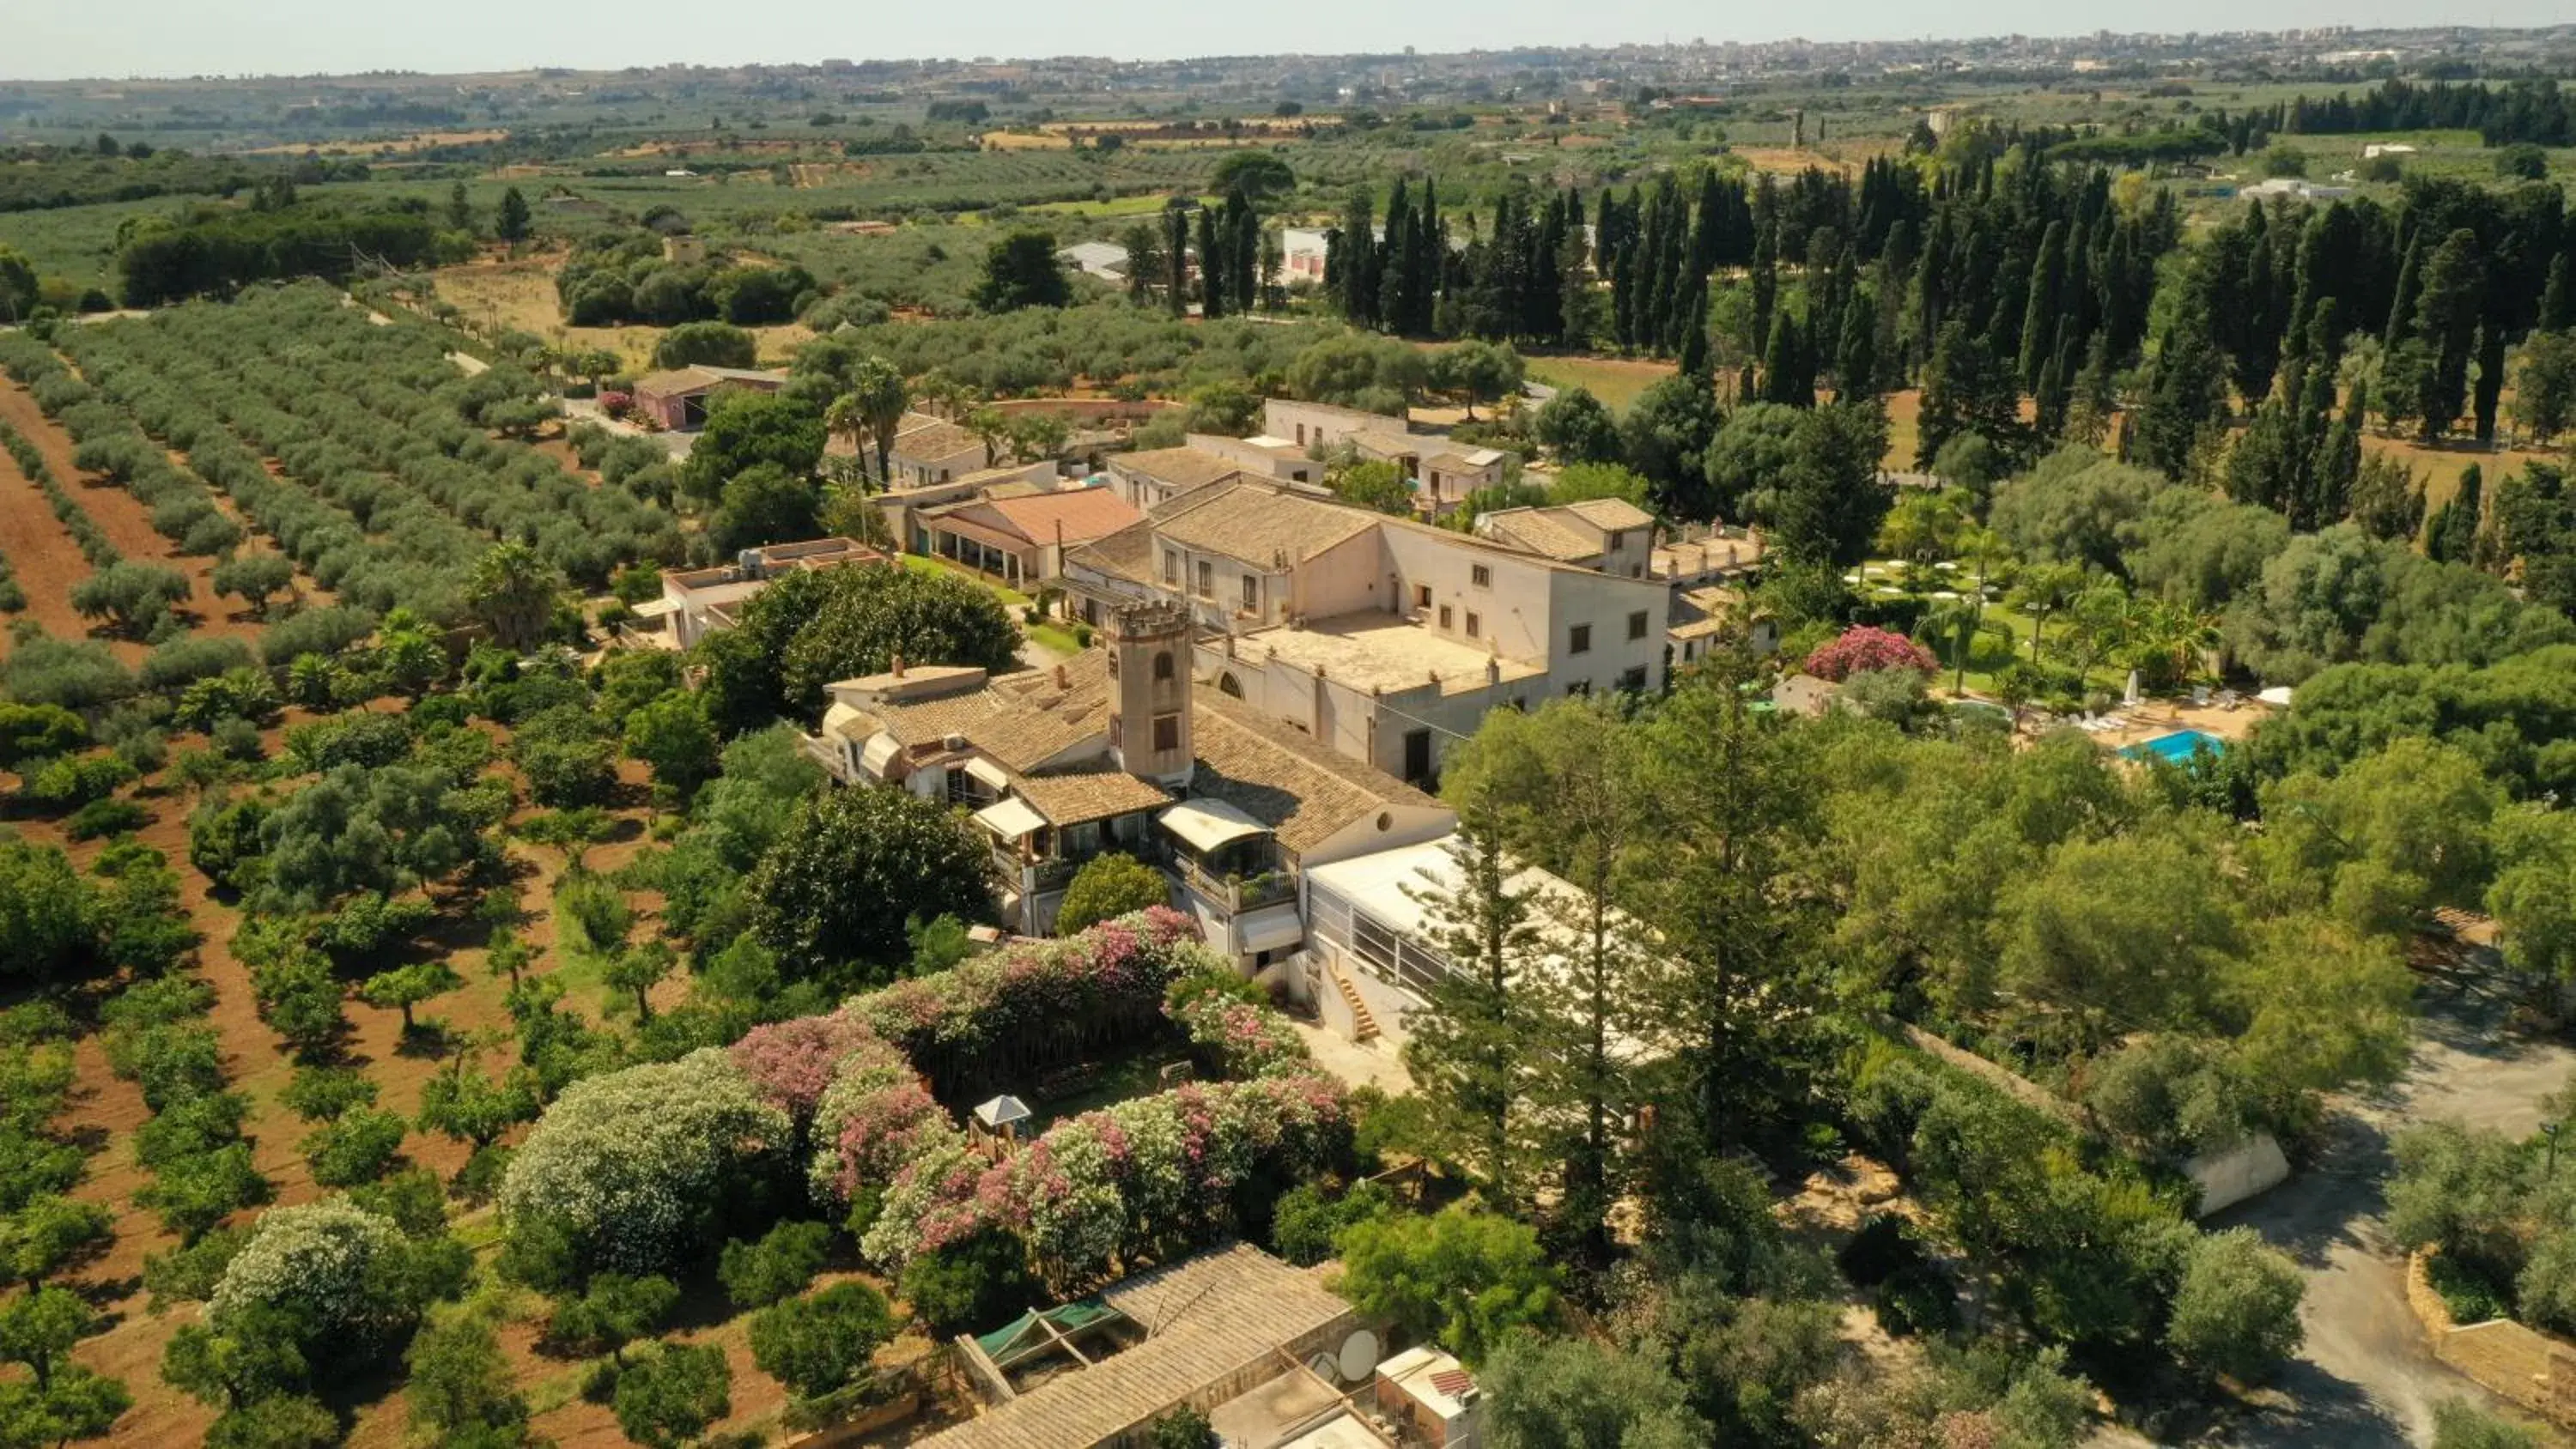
[1065,520,1159,587]
[1558,497,1656,531]
[633,364,784,397]
[1480,508,1600,561]
[893,415,984,464]
[1152,482,1379,569]
[1110,447,1249,494]
[1012,764,1172,825]
[966,488,1145,548]
[863,652,1114,773]
[1188,686,1441,855]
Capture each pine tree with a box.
[1400,809,1540,1208]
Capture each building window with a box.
[1465,611,1480,639]
[1413,584,1432,610]
[1195,560,1213,598]
[1241,574,1260,610]
[1152,651,1175,682]
[1570,623,1592,655]
[1606,530,1625,551]
[1163,549,1179,585]
[1619,665,1649,692]
[1152,714,1182,751]
[1627,609,1649,641]
[1567,681,1592,697]
[1437,605,1452,630]
[1471,563,1491,588]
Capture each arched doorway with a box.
[1218,672,1242,698]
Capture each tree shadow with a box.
[2208,1357,2413,1449]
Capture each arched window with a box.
[1218,672,1242,698]
[1152,651,1175,682]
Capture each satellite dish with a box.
[1308,1351,1341,1385]
[1336,1329,1381,1384]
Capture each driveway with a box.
[2204,982,2574,1447]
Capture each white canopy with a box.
[964,756,1012,792]
[2256,686,2295,708]
[629,597,680,618]
[974,796,1048,841]
[1237,906,1305,955]
[1158,797,1271,854]
[858,731,904,778]
[975,1094,1032,1129]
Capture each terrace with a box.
[1238,610,1544,698]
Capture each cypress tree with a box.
[2383,235,2423,355]
[1195,206,1224,319]
[1165,203,1189,318]
[2544,250,2573,331]
[1836,292,1878,400]
[2018,220,2068,390]
[1334,187,1377,325]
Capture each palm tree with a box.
[465,541,565,652]
[2007,561,2087,662]
[847,355,909,487]
[1875,488,1970,566]
[2126,598,2221,690]
[1923,594,1986,695]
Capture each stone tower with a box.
[1106,599,1195,788]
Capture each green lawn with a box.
[1526,355,1674,413]
[903,550,1031,605]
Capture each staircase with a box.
[1329,961,1379,1045]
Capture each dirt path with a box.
[0,380,268,651]
[2209,983,2576,1448]
[0,427,115,661]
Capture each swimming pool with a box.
[2121,729,2225,765]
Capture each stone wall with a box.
[2408,1250,2576,1428]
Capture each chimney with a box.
[890,652,905,678]
[1054,663,1070,689]
[1485,655,1501,687]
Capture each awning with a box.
[629,597,680,618]
[2257,686,2294,708]
[1236,905,1304,955]
[1158,797,1270,853]
[974,797,1047,840]
[964,757,1012,792]
[858,731,904,777]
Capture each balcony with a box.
[1172,854,1296,913]
[990,846,1081,895]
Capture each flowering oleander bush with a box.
[1804,625,1938,682]
[808,1035,956,1203]
[731,1008,878,1120]
[1170,989,1312,1081]
[848,906,1206,1094]
[499,1047,793,1276]
[210,1199,416,1356]
[509,911,1346,1297]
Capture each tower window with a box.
[1152,714,1181,751]
[1152,651,1175,682]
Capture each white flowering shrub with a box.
[210,1198,413,1355]
[499,1047,792,1276]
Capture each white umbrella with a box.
[2123,669,2142,708]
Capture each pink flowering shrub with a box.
[1170,991,1311,1080]
[1804,624,1938,682]
[730,1008,878,1119]
[599,390,634,419]
[847,906,1209,1094]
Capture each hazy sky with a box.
[11,0,2573,82]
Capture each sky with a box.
[9,0,2573,82]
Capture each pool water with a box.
[2121,729,2224,764]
